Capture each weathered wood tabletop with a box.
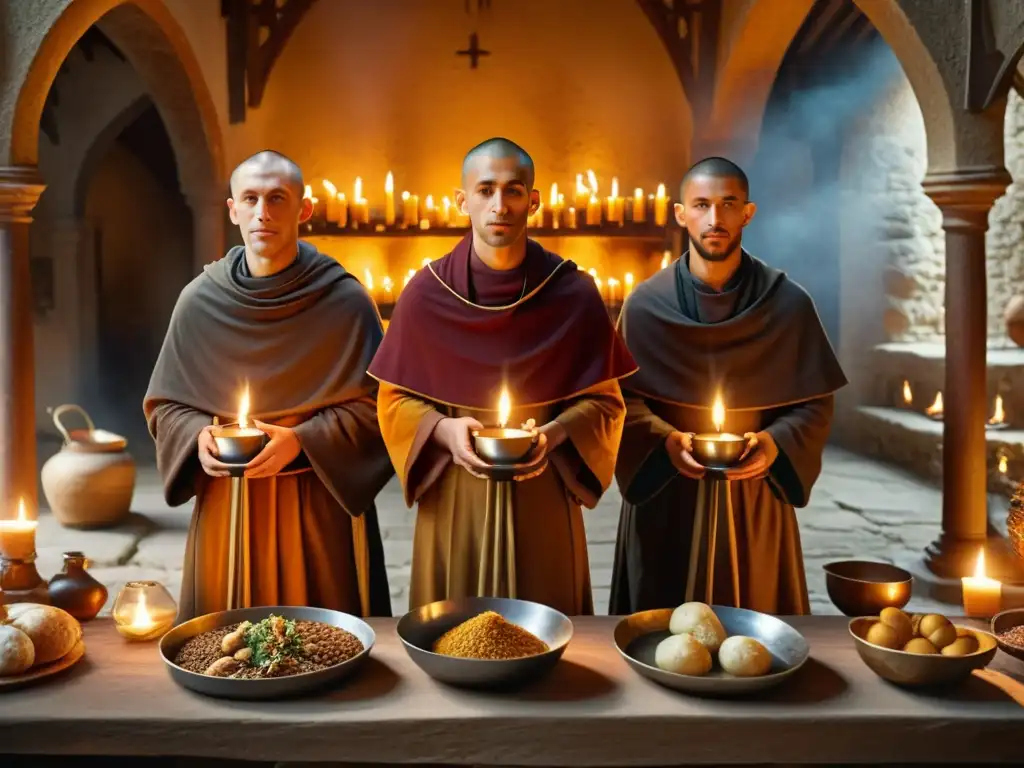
[1,616,1024,765]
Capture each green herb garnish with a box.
[244,614,305,669]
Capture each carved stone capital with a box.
[922,167,1012,230]
[0,167,46,224]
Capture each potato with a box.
[221,621,251,655]
[918,614,950,638]
[903,637,938,654]
[924,622,957,650]
[204,657,241,677]
[669,602,726,652]
[866,621,901,649]
[941,635,979,657]
[234,647,253,663]
[879,607,913,646]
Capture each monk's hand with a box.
[244,420,302,478]
[723,431,778,481]
[198,425,233,477]
[666,431,705,480]
[514,422,550,482]
[433,416,491,479]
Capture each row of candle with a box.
[306,172,672,231]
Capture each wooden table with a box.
[2,616,1024,766]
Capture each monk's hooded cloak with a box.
[369,233,636,615]
[144,241,394,621]
[609,250,847,615]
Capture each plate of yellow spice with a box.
[396,597,573,688]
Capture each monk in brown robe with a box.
[610,157,847,615]
[369,138,636,615]
[144,150,393,621]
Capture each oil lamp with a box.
[690,393,747,470]
[472,388,537,465]
[112,580,176,641]
[0,498,48,605]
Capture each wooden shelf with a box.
[303,222,673,241]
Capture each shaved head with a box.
[229,150,304,197]
[461,137,535,190]
[682,156,749,200]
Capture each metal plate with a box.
[159,606,374,700]
[397,596,573,689]
[614,605,809,696]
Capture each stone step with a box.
[869,341,1024,427]
[852,405,1024,494]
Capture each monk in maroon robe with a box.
[144,151,393,621]
[610,157,847,615]
[369,138,636,615]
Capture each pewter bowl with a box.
[614,605,809,696]
[211,425,267,465]
[690,433,746,469]
[823,560,913,616]
[472,427,537,465]
[397,596,572,689]
[159,605,374,700]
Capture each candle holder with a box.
[472,427,537,465]
[112,580,177,641]
[211,423,268,469]
[0,554,49,606]
[690,432,747,470]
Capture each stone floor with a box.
[26,445,1006,617]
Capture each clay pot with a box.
[41,404,135,529]
[1005,295,1024,348]
[48,551,108,621]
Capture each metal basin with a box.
[159,606,374,700]
[472,428,536,465]
[397,596,572,689]
[690,433,746,469]
[614,605,809,696]
[823,560,913,616]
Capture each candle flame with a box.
[625,273,634,287]
[999,454,1008,474]
[131,591,154,628]
[385,171,393,193]
[973,548,987,579]
[610,177,619,197]
[576,174,587,195]
[902,380,912,405]
[363,268,374,291]
[322,179,337,197]
[238,385,250,429]
[926,391,943,417]
[656,182,666,198]
[354,176,363,200]
[712,393,725,432]
[550,182,559,207]
[425,194,435,210]
[16,498,26,523]
[634,187,643,198]
[587,169,598,195]
[303,184,312,200]
[990,394,1005,425]
[402,190,409,201]
[382,276,393,294]
[498,388,511,428]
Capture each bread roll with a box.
[718,635,773,677]
[4,604,81,664]
[669,602,727,652]
[655,633,713,676]
[0,624,35,676]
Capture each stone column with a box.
[187,188,226,274]
[0,167,45,516]
[921,168,1022,580]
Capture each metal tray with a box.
[159,605,374,700]
[397,596,572,689]
[614,605,809,696]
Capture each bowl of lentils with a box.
[990,608,1024,662]
[159,606,374,699]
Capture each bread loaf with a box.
[0,624,35,676]
[3,603,82,664]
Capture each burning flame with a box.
[990,394,1005,425]
[973,548,988,579]
[364,268,374,292]
[575,174,587,197]
[498,388,511,429]
[322,179,337,198]
[903,380,912,405]
[550,182,559,207]
[385,171,393,193]
[303,184,312,200]
[382,276,393,295]
[610,177,619,198]
[587,169,599,195]
[353,176,363,200]
[238,385,250,429]
[712,393,725,433]
[17,498,26,523]
[131,591,154,629]
[999,454,1008,474]
[625,273,634,292]
[926,391,943,417]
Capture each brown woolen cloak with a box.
[144,241,394,619]
[367,234,637,408]
[609,251,847,615]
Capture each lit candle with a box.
[625,272,634,298]
[567,206,577,229]
[962,549,1001,617]
[654,183,668,226]
[422,195,435,229]
[632,187,646,223]
[322,180,341,223]
[549,183,560,228]
[586,194,601,226]
[499,388,511,429]
[364,268,376,301]
[402,191,418,228]
[606,177,623,224]
[353,177,369,226]
[441,196,452,227]
[381,276,394,303]
[587,169,599,198]
[113,582,177,642]
[574,174,589,212]
[661,250,671,269]
[336,193,348,228]
[384,172,395,227]
[607,277,620,303]
[0,499,36,561]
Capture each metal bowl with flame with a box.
[690,432,747,470]
[211,424,267,466]
[472,427,537,465]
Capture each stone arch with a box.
[7,0,223,205]
[852,0,955,171]
[707,0,816,165]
